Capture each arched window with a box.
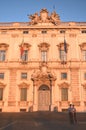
[39,85,49,91]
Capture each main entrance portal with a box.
[38,85,50,111]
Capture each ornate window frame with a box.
[19,43,31,63]
[38,42,50,62]
[79,42,86,61]
[0,43,9,61]
[57,43,68,64]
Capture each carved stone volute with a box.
[28,8,60,25]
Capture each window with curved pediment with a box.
[19,43,31,62]
[38,43,50,62]
[80,43,86,61]
[57,43,67,62]
[0,43,9,61]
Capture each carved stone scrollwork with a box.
[0,43,9,50]
[31,69,56,87]
[28,8,60,25]
[58,82,70,88]
[50,11,60,25]
[79,42,86,50]
[29,13,40,25]
[38,42,50,51]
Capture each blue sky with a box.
[0,0,86,22]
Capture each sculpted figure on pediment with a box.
[50,11,60,25]
[29,13,40,25]
[29,8,60,25]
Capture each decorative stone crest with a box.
[31,68,56,82]
[28,8,60,25]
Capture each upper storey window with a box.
[38,43,50,62]
[0,43,9,62]
[1,31,7,34]
[21,50,28,61]
[60,50,67,61]
[57,43,68,63]
[82,50,86,61]
[0,50,6,61]
[81,30,86,34]
[19,43,31,62]
[41,30,47,34]
[80,43,86,61]
[23,31,29,34]
[60,30,65,34]
[41,51,47,62]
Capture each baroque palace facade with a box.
[0,8,86,112]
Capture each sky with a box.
[0,0,86,22]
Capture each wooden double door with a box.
[38,85,50,111]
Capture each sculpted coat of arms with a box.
[28,8,60,25]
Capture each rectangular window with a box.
[41,30,47,34]
[60,50,67,61]
[0,88,3,100]
[0,73,4,79]
[81,30,86,33]
[60,30,65,34]
[61,88,68,101]
[0,50,6,61]
[20,88,27,101]
[41,51,47,62]
[84,73,86,80]
[61,73,67,80]
[1,31,7,34]
[21,50,28,61]
[23,31,29,34]
[84,88,86,101]
[21,73,27,79]
[82,50,86,61]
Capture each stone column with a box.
[33,80,37,111]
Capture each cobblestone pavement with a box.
[0,112,86,130]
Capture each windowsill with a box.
[20,61,28,64]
